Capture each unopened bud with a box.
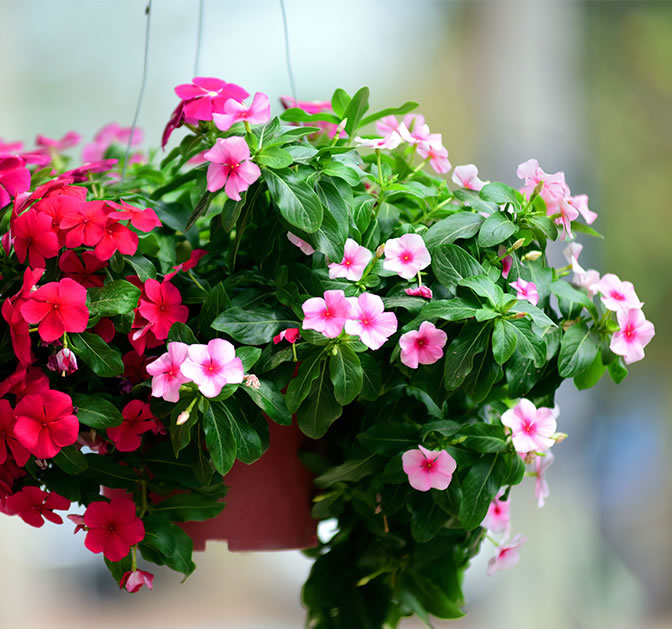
[375,243,385,258]
[532,180,544,198]
[511,238,525,251]
[523,250,542,262]
[514,312,527,319]
[176,410,190,426]
[336,118,348,135]
[35,459,49,470]
[244,374,261,390]
[552,432,568,444]
[523,452,536,465]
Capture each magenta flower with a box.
[146,342,191,403]
[609,308,655,365]
[497,245,513,279]
[402,445,457,492]
[452,164,487,191]
[595,273,643,312]
[383,233,431,280]
[174,77,249,121]
[302,290,352,339]
[405,285,433,299]
[487,534,527,576]
[501,399,557,454]
[273,328,300,344]
[399,321,447,369]
[328,238,372,281]
[203,136,261,201]
[533,451,554,508]
[482,490,510,534]
[509,278,539,306]
[0,156,30,208]
[180,338,244,398]
[345,293,398,350]
[417,139,451,174]
[287,232,315,255]
[213,92,271,132]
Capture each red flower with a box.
[106,199,161,232]
[164,248,208,281]
[122,351,150,384]
[0,399,30,466]
[94,220,138,261]
[0,156,30,208]
[84,496,145,561]
[13,390,79,459]
[59,199,108,248]
[4,486,70,527]
[120,569,154,593]
[138,279,188,340]
[12,210,60,267]
[107,400,156,452]
[20,278,89,342]
[0,364,50,400]
[59,250,106,288]
[93,318,116,343]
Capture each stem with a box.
[139,481,149,518]
[244,121,252,134]
[409,156,430,176]
[376,149,384,189]
[291,342,298,362]
[62,332,69,349]
[131,545,138,572]
[187,271,205,291]
[485,534,500,547]
[416,271,423,287]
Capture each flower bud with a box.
[511,238,525,251]
[176,410,190,426]
[523,250,543,262]
[244,374,261,390]
[375,243,385,258]
[552,432,568,444]
[335,118,348,136]
[47,348,78,375]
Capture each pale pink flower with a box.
[573,268,601,297]
[563,242,584,273]
[383,233,431,280]
[405,285,433,299]
[399,114,432,145]
[610,308,655,365]
[375,115,401,137]
[243,374,261,389]
[452,164,487,191]
[203,136,261,201]
[354,134,402,150]
[501,399,557,454]
[180,338,244,398]
[566,193,597,225]
[556,198,580,239]
[399,321,447,369]
[498,245,513,279]
[595,273,643,312]
[516,158,569,214]
[287,232,315,255]
[482,490,510,534]
[344,293,398,350]
[212,92,271,132]
[328,238,372,281]
[417,139,451,174]
[533,450,555,508]
[302,290,352,338]
[509,278,539,306]
[402,445,457,492]
[487,534,527,576]
[146,342,191,403]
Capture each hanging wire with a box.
[194,0,204,77]
[279,0,297,103]
[121,0,152,182]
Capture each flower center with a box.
[401,252,413,263]
[522,420,535,434]
[624,324,634,340]
[610,290,625,301]
[323,309,332,319]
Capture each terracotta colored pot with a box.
[180,418,318,551]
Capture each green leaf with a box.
[329,344,363,405]
[202,402,237,475]
[296,363,342,439]
[460,424,508,453]
[125,253,157,282]
[280,108,340,124]
[211,306,298,345]
[458,275,504,307]
[479,182,520,206]
[550,280,598,319]
[140,515,196,577]
[558,321,600,378]
[242,379,292,425]
[424,212,483,251]
[53,445,88,475]
[508,301,556,329]
[198,283,230,333]
[421,420,461,440]
[359,352,382,401]
[525,215,558,242]
[357,423,418,456]
[574,350,606,390]
[185,190,213,231]
[69,332,124,377]
[431,244,483,291]
[360,100,418,127]
[464,348,502,403]
[314,455,378,488]
[492,319,517,364]
[84,453,139,488]
[237,346,262,371]
[167,321,198,344]
[211,399,263,464]
[73,394,123,429]
[88,280,140,317]
[443,322,491,390]
[477,211,518,247]
[322,160,361,186]
[343,86,370,136]
[152,494,226,522]
[458,455,499,530]
[571,222,604,238]
[285,348,325,413]
[500,318,547,367]
[264,168,324,233]
[409,493,450,543]
[416,298,480,324]
[256,146,293,169]
[330,88,351,118]
[608,358,628,384]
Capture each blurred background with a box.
[1,0,670,627]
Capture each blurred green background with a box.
[0,1,670,627]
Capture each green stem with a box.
[291,342,298,362]
[131,545,138,572]
[187,271,205,291]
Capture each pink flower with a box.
[566,193,597,225]
[107,400,156,452]
[273,328,300,344]
[302,290,352,339]
[203,136,261,201]
[120,569,154,593]
[383,233,431,280]
[375,115,401,136]
[328,238,372,281]
[402,445,457,492]
[452,164,487,191]
[509,278,539,306]
[556,198,580,239]
[498,245,513,279]
[595,273,643,312]
[280,97,343,138]
[174,77,249,121]
[417,139,451,174]
[487,534,527,576]
[533,450,554,508]
[405,285,433,299]
[482,490,510,534]
[516,158,569,214]
[609,308,655,365]
[59,199,107,248]
[146,342,191,403]
[563,242,584,272]
[106,199,161,232]
[501,399,557,454]
[68,513,86,534]
[0,156,31,208]
[354,134,402,150]
[399,321,447,369]
[212,92,271,131]
[48,348,78,375]
[287,232,315,255]
[345,293,398,350]
[164,248,208,281]
[0,399,30,466]
[36,131,81,153]
[399,114,432,145]
[574,268,601,297]
[180,338,244,398]
[12,210,60,268]
[82,123,143,163]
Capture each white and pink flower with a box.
[345,293,398,350]
[398,321,447,369]
[328,238,372,282]
[501,399,557,454]
[533,450,555,508]
[595,273,643,312]
[287,232,315,255]
[487,534,527,576]
[452,164,487,191]
[146,342,191,403]
[302,290,352,339]
[509,278,539,307]
[383,233,431,280]
[402,445,457,492]
[180,338,244,398]
[609,308,655,365]
[482,490,510,534]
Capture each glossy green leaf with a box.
[329,344,363,405]
[432,244,484,291]
[88,280,140,317]
[558,321,600,378]
[73,394,123,429]
[69,332,124,377]
[477,211,518,247]
[424,212,483,251]
[264,168,324,233]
